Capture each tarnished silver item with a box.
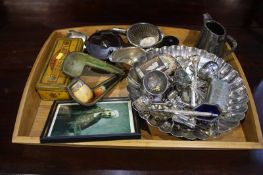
[156,109,219,117]
[199,61,219,79]
[205,79,230,112]
[66,30,88,50]
[190,55,200,107]
[112,23,164,49]
[132,96,151,112]
[134,55,168,79]
[127,45,248,140]
[109,47,147,66]
[66,30,88,43]
[196,13,237,57]
[127,68,141,89]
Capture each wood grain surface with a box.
[1,0,263,174]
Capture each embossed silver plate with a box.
[127,45,248,140]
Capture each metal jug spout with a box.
[203,13,213,23]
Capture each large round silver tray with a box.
[127,45,248,140]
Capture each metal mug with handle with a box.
[196,13,237,58]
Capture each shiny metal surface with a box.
[66,30,88,43]
[127,68,141,89]
[198,61,219,79]
[113,23,164,49]
[127,45,248,140]
[143,70,169,96]
[205,79,230,112]
[196,13,237,57]
[109,47,147,66]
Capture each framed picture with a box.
[40,97,140,143]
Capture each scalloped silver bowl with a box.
[127,45,248,140]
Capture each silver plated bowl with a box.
[127,45,248,140]
[109,47,147,66]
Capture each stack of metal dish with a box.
[127,45,248,140]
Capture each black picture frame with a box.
[40,97,141,143]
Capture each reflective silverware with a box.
[219,118,239,128]
[66,30,88,43]
[228,103,248,113]
[205,79,230,112]
[190,55,200,107]
[109,47,147,67]
[112,23,164,49]
[156,109,219,117]
[167,90,191,108]
[159,121,173,133]
[198,61,219,80]
[222,69,238,83]
[127,45,248,140]
[127,85,142,101]
[223,112,246,121]
[132,96,151,112]
[143,70,169,96]
[228,94,248,105]
[229,93,248,104]
[172,114,196,129]
[229,77,243,90]
[230,85,247,96]
[196,13,237,57]
[134,55,169,79]
[218,63,232,79]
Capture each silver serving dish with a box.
[109,47,147,66]
[127,45,248,140]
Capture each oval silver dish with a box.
[127,45,248,140]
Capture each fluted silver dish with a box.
[127,45,248,140]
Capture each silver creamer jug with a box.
[196,13,237,58]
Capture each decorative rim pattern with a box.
[127,45,248,140]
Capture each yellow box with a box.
[36,38,84,100]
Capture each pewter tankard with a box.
[196,13,237,57]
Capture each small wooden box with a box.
[36,38,83,100]
[12,26,263,149]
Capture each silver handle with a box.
[224,35,237,57]
[112,28,127,35]
[156,109,219,117]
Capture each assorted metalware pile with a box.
[59,13,248,140]
[128,46,248,140]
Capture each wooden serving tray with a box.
[12,25,263,149]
